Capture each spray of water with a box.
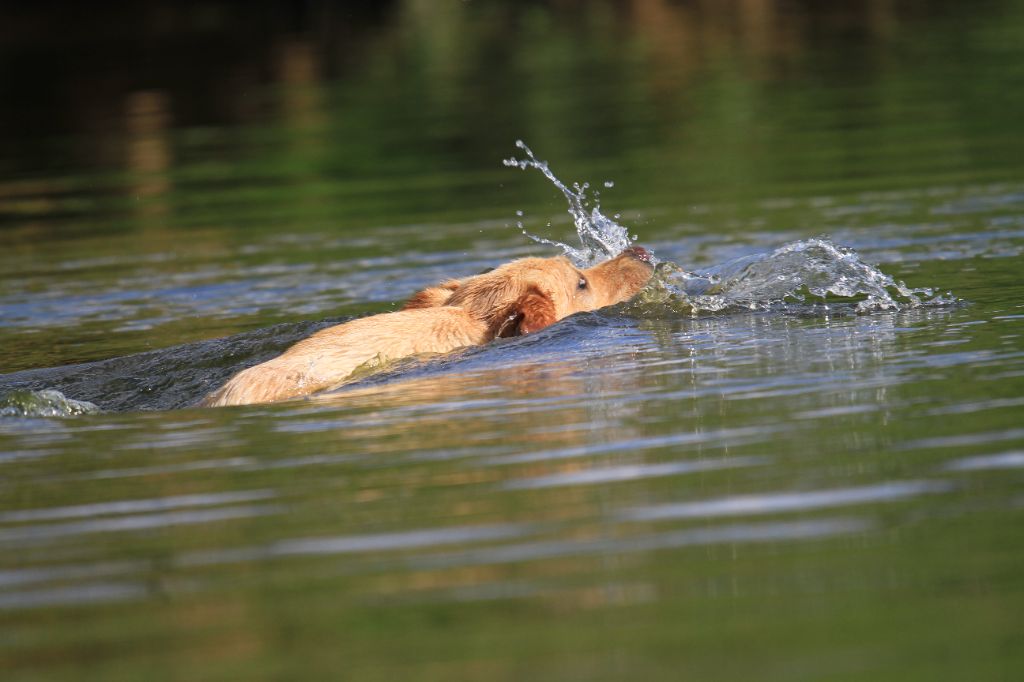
[504,140,635,266]
[505,141,953,316]
[635,239,952,316]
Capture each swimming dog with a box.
[202,247,653,406]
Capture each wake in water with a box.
[0,389,100,418]
[634,239,953,316]
[505,140,952,316]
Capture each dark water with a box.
[3,2,1024,680]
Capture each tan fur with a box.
[402,279,461,309]
[202,248,653,406]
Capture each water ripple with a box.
[0,582,147,611]
[618,481,950,522]
[409,518,870,570]
[178,522,533,567]
[67,454,362,482]
[898,428,1024,451]
[483,426,777,466]
[0,489,276,523]
[943,451,1024,472]
[0,505,279,546]
[500,456,766,490]
[0,560,144,589]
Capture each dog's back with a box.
[202,307,488,407]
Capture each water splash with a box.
[633,238,953,316]
[0,389,101,417]
[504,142,951,315]
[504,140,635,266]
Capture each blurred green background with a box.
[4,0,1022,239]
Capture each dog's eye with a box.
[578,277,588,290]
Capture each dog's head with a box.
[406,247,654,338]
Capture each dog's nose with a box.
[621,245,652,263]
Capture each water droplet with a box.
[502,141,635,265]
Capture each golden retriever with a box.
[201,246,654,406]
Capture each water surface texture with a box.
[2,2,1024,680]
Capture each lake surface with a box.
[2,2,1024,680]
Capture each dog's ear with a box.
[403,279,461,310]
[496,286,558,337]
